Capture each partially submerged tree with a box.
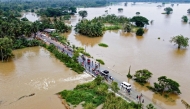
[170,35,189,49]
[182,15,188,22]
[136,28,144,36]
[130,16,149,27]
[79,10,88,19]
[153,76,181,95]
[134,69,152,85]
[164,7,173,14]
[123,23,131,32]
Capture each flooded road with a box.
[2,2,190,109]
[0,47,93,109]
[64,2,190,109]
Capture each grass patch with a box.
[103,25,121,30]
[96,59,105,65]
[98,43,108,47]
[58,77,141,108]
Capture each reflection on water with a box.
[0,47,93,109]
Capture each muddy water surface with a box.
[0,47,93,109]
[64,2,190,109]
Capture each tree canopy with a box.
[136,28,144,36]
[164,7,173,14]
[170,35,189,49]
[75,19,103,37]
[153,76,181,94]
[130,16,149,27]
[134,69,152,85]
[182,15,188,22]
[79,10,88,19]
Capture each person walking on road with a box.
[142,99,144,103]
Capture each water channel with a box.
[1,2,190,109]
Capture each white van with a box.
[121,81,132,90]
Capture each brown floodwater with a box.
[8,2,190,109]
[64,2,190,109]
[0,47,93,109]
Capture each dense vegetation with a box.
[37,7,77,17]
[59,76,142,108]
[92,14,129,25]
[0,0,107,14]
[0,6,71,61]
[75,19,103,37]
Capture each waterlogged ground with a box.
[8,2,190,109]
[0,47,93,109]
[63,2,190,109]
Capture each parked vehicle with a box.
[100,70,109,76]
[121,81,132,90]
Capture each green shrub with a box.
[136,28,144,36]
[98,43,108,47]
[96,59,105,65]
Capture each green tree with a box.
[170,35,189,49]
[111,82,119,93]
[182,16,188,22]
[136,28,144,36]
[0,37,13,62]
[164,7,173,14]
[79,10,88,19]
[123,23,131,32]
[134,69,152,85]
[146,103,156,109]
[130,16,149,27]
[153,76,181,95]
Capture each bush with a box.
[96,59,105,65]
[136,28,144,36]
[98,43,108,47]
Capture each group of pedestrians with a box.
[136,93,144,104]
